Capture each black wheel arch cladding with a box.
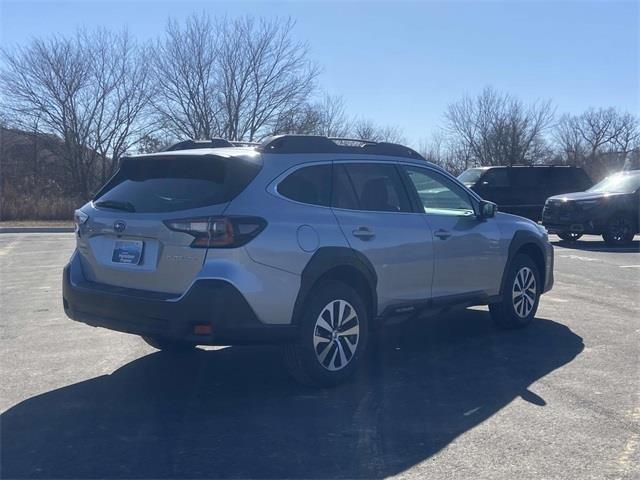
[292,247,378,324]
[499,230,547,298]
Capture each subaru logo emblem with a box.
[113,221,126,233]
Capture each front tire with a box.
[558,232,583,242]
[602,214,636,246]
[490,254,541,329]
[283,281,369,387]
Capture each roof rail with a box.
[258,135,425,160]
[230,140,261,147]
[165,138,234,151]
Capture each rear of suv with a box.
[63,135,554,386]
[458,165,592,221]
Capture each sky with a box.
[1,0,638,147]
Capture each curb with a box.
[0,227,75,233]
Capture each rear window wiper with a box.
[94,200,136,212]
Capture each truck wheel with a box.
[142,336,196,353]
[603,214,635,246]
[490,254,541,329]
[557,232,583,242]
[283,281,369,387]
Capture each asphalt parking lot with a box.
[1,233,638,479]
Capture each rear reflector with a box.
[193,324,213,335]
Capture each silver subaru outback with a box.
[63,135,554,386]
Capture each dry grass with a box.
[0,220,74,227]
[0,186,82,221]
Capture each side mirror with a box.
[479,200,497,219]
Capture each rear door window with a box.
[95,155,262,213]
[332,164,360,210]
[481,169,510,188]
[340,163,412,213]
[278,164,332,206]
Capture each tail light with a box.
[163,216,267,248]
[74,210,89,236]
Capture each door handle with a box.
[434,229,451,240]
[352,227,375,240]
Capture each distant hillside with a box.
[1,127,82,220]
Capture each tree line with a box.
[1,13,638,211]
[423,87,639,178]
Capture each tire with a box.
[283,281,369,387]
[602,214,636,246]
[141,335,196,353]
[557,232,583,242]
[489,254,541,329]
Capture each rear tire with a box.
[283,281,369,387]
[490,254,541,329]
[142,336,196,353]
[557,232,583,242]
[602,214,635,246]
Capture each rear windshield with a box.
[94,154,261,213]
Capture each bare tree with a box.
[554,107,639,178]
[270,93,350,137]
[314,94,350,137]
[351,119,406,144]
[153,15,319,142]
[445,86,554,167]
[419,131,473,174]
[270,103,322,135]
[555,114,586,165]
[152,15,221,140]
[219,16,320,141]
[1,29,151,196]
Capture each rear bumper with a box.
[62,255,297,345]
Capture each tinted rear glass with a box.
[510,168,548,188]
[278,164,332,206]
[332,164,360,210]
[95,155,261,213]
[548,168,592,191]
[342,163,412,213]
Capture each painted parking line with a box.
[619,265,640,268]
[559,254,598,262]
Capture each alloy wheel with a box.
[313,299,360,371]
[512,267,537,318]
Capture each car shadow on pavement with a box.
[1,310,583,479]
[552,238,640,253]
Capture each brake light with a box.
[74,210,89,236]
[163,216,266,248]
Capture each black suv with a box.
[542,170,640,246]
[459,166,592,221]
